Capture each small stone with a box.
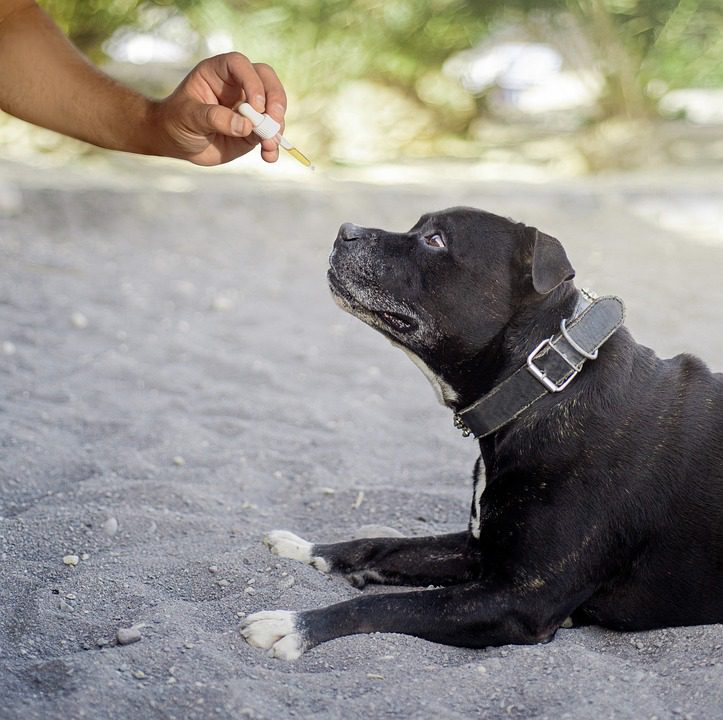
[184,642,194,649]
[561,617,574,629]
[366,673,384,680]
[116,627,142,646]
[70,311,89,329]
[2,341,16,355]
[63,555,79,567]
[57,598,73,612]
[80,553,90,561]
[132,670,146,679]
[172,456,186,466]
[320,487,336,496]
[65,593,77,600]
[102,517,118,537]
[211,294,234,311]
[278,575,295,590]
[217,579,230,588]
[244,586,256,595]
[477,665,487,675]
[167,676,177,685]
[208,565,219,574]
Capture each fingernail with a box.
[270,103,285,118]
[252,94,265,111]
[231,115,245,136]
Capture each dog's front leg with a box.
[264,530,479,587]
[241,582,571,660]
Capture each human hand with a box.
[150,52,287,166]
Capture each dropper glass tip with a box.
[285,146,314,169]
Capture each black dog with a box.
[242,207,722,660]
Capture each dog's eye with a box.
[425,233,446,249]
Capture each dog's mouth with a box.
[377,311,416,333]
[327,269,418,334]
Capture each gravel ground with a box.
[0,158,721,720]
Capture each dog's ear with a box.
[524,226,575,295]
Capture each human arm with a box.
[0,0,287,165]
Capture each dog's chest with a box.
[468,456,486,539]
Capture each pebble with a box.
[211,294,234,311]
[217,579,230,588]
[102,517,118,537]
[116,627,142,646]
[132,670,146,679]
[65,593,77,600]
[70,311,89,329]
[57,598,73,612]
[172,455,186,466]
[80,553,90,561]
[208,565,219,574]
[244,586,256,595]
[63,555,79,567]
[278,575,295,590]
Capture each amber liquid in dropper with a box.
[284,146,314,169]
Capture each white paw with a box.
[240,610,305,660]
[263,530,329,573]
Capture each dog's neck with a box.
[439,283,582,412]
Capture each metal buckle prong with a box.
[526,338,578,393]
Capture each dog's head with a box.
[327,207,575,406]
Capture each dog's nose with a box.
[339,223,366,242]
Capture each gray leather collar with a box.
[454,290,625,439]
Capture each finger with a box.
[223,53,267,112]
[195,104,256,139]
[194,53,266,112]
[253,62,287,127]
[259,137,280,163]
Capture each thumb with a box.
[193,103,252,138]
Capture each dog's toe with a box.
[263,530,329,573]
[241,610,305,660]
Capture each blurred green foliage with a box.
[38,0,722,111]
[34,0,723,166]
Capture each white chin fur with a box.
[241,610,304,660]
[332,284,458,406]
[392,342,458,406]
[264,530,330,573]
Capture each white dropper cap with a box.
[238,102,280,140]
[237,102,315,170]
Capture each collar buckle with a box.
[525,337,579,393]
[455,294,625,440]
